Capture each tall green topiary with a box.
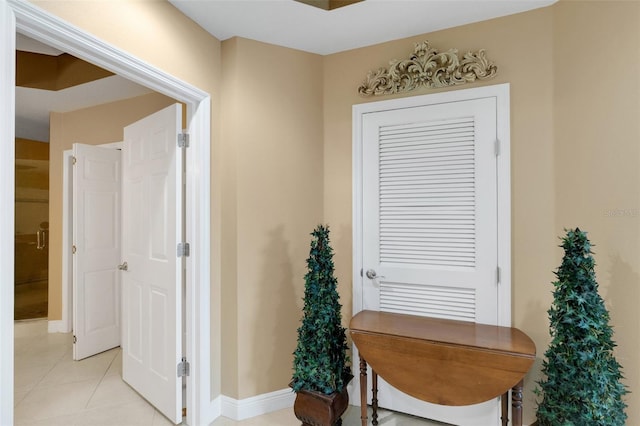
[292,225,350,395]
[536,228,627,425]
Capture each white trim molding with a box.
[208,395,223,424]
[47,320,70,334]
[61,150,73,334]
[220,389,295,421]
[0,3,16,424]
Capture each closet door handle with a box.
[365,269,385,280]
[36,230,43,250]
[118,262,128,271]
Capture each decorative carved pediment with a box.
[358,41,498,97]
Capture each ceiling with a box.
[168,0,557,55]
[16,77,153,143]
[16,0,557,143]
[15,34,153,143]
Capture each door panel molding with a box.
[72,144,122,361]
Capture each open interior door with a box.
[72,143,122,361]
[121,104,183,424]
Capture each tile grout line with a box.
[14,322,74,423]
[13,324,69,408]
[83,350,118,410]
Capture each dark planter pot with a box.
[293,383,350,426]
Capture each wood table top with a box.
[350,310,536,358]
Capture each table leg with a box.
[372,371,378,426]
[500,391,508,426]
[359,357,368,426]
[512,379,524,426]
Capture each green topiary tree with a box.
[536,228,627,425]
[292,225,350,395]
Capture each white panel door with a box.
[361,97,501,425]
[72,144,122,361]
[122,104,183,424]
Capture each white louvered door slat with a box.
[361,96,500,426]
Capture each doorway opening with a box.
[2,2,212,425]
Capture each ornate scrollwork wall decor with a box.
[358,41,498,97]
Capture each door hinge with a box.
[177,357,190,377]
[178,132,190,148]
[497,266,501,284]
[182,407,187,417]
[73,335,77,344]
[495,139,501,157]
[72,245,77,254]
[72,156,77,165]
[177,242,190,257]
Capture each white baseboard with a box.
[208,388,295,422]
[206,395,222,425]
[47,319,70,333]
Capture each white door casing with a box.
[352,84,511,426]
[122,104,183,424]
[0,3,15,422]
[72,143,122,360]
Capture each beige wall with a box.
[553,1,640,423]
[48,92,177,320]
[220,37,325,399]
[324,1,639,424]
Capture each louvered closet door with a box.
[363,97,498,323]
[362,97,500,425]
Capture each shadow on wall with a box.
[520,298,549,425]
[335,223,352,317]
[251,225,299,392]
[605,254,639,417]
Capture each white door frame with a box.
[0,3,15,424]
[62,149,74,333]
[351,84,511,405]
[0,2,212,425]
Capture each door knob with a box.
[118,262,128,271]
[366,269,384,280]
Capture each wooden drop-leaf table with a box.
[350,310,536,426]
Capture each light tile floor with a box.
[210,406,445,426]
[14,320,173,426]
[14,320,441,426]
